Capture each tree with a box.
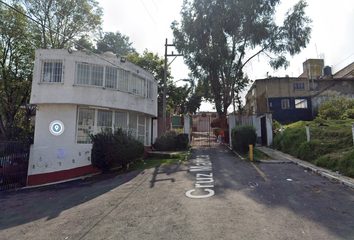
[22,0,103,49]
[171,0,312,115]
[0,3,35,141]
[96,31,136,56]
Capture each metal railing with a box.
[0,142,30,190]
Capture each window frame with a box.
[41,60,63,83]
[281,99,290,109]
[295,99,308,109]
[76,107,150,145]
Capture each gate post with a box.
[184,115,191,146]
[229,115,236,148]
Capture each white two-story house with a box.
[28,49,157,186]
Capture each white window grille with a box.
[105,66,118,89]
[130,74,144,96]
[281,99,290,109]
[138,116,145,143]
[115,111,128,131]
[91,65,104,86]
[129,113,138,138]
[97,110,113,132]
[145,118,150,145]
[76,63,104,86]
[119,69,129,91]
[147,81,152,99]
[77,108,95,144]
[295,99,308,108]
[77,108,150,145]
[42,61,63,83]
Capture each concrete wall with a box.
[28,49,158,185]
[31,49,158,117]
[28,104,92,177]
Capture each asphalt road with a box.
[1,147,354,240]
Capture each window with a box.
[76,63,103,86]
[77,108,95,144]
[129,113,138,138]
[281,99,290,109]
[293,82,305,90]
[97,110,112,132]
[115,111,128,131]
[147,81,152,99]
[105,67,118,89]
[138,116,145,144]
[118,69,129,91]
[77,108,149,145]
[42,61,63,82]
[295,99,308,108]
[130,74,144,96]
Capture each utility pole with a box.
[162,38,183,117]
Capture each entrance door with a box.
[191,115,228,148]
[260,116,267,146]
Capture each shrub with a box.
[153,133,189,151]
[90,128,145,172]
[338,151,354,178]
[231,125,257,153]
[318,97,354,120]
[341,109,354,120]
[175,134,189,150]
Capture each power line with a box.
[0,0,127,70]
[140,0,157,25]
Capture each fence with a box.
[0,142,30,190]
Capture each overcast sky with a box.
[98,0,354,112]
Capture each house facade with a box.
[245,59,354,123]
[28,49,157,186]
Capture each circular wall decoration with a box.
[49,120,65,136]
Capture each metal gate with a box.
[0,142,30,190]
[191,115,228,148]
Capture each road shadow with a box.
[189,147,354,239]
[0,168,143,231]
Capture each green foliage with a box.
[318,97,354,120]
[90,128,145,172]
[231,125,257,154]
[0,3,35,141]
[23,0,103,49]
[272,119,281,136]
[171,0,311,114]
[271,119,354,177]
[338,151,354,178]
[152,133,189,151]
[313,156,337,171]
[96,31,136,56]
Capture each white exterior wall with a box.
[31,49,157,116]
[28,49,157,181]
[28,104,92,176]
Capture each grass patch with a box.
[272,119,354,177]
[239,148,272,162]
[129,153,189,171]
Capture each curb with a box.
[256,147,354,189]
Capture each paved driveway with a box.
[1,147,354,239]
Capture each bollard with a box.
[281,125,283,135]
[249,145,253,161]
[306,124,310,142]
